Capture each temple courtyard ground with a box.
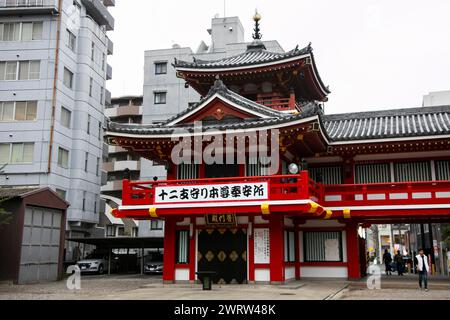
[1,274,450,300]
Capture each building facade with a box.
[0,0,114,261]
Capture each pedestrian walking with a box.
[383,249,392,275]
[415,249,430,291]
[394,251,404,276]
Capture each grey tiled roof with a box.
[174,45,312,69]
[0,187,40,199]
[323,105,450,141]
[107,103,323,136]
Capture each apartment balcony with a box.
[0,0,59,15]
[80,0,114,31]
[103,160,141,172]
[104,105,142,119]
[108,145,127,154]
[101,180,123,192]
[113,171,450,222]
[106,63,112,80]
[106,36,114,55]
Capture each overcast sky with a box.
[107,0,450,114]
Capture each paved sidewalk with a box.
[0,275,449,300]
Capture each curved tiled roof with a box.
[323,105,450,142]
[174,44,312,70]
[107,103,323,136]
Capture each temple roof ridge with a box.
[173,43,313,70]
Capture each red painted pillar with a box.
[163,216,176,283]
[269,215,284,284]
[294,225,301,280]
[248,217,255,283]
[346,222,361,280]
[189,218,196,282]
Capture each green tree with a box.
[0,198,12,226]
[0,164,12,226]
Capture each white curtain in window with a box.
[21,22,33,41]
[0,144,10,163]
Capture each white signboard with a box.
[325,239,340,261]
[254,228,270,264]
[154,182,269,204]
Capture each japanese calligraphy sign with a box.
[205,214,237,226]
[154,182,269,204]
[254,228,270,264]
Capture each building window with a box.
[89,77,93,97]
[154,91,167,105]
[102,53,106,71]
[84,152,89,172]
[100,87,104,105]
[309,166,343,185]
[155,62,167,75]
[394,161,432,182]
[91,41,95,61]
[303,231,343,262]
[176,230,189,264]
[87,115,91,134]
[355,163,391,184]
[96,157,100,176]
[98,120,102,139]
[63,67,73,89]
[60,106,71,128]
[106,225,115,237]
[55,188,67,200]
[82,191,87,211]
[0,22,43,42]
[19,60,40,80]
[57,147,69,168]
[0,142,34,164]
[66,29,76,51]
[284,231,295,262]
[0,101,37,121]
[94,195,98,213]
[150,220,163,230]
[0,60,40,80]
[436,160,450,181]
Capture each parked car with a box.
[77,252,119,275]
[144,261,163,274]
[144,252,163,274]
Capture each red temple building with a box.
[106,15,450,284]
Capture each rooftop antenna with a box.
[224,0,226,17]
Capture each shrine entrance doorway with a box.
[197,228,247,284]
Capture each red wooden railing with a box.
[121,172,450,209]
[256,98,294,111]
[122,171,321,206]
[322,181,450,207]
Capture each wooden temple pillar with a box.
[162,216,176,283]
[269,215,285,284]
[346,221,361,280]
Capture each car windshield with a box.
[85,253,105,259]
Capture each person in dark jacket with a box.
[394,251,404,276]
[383,249,393,275]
